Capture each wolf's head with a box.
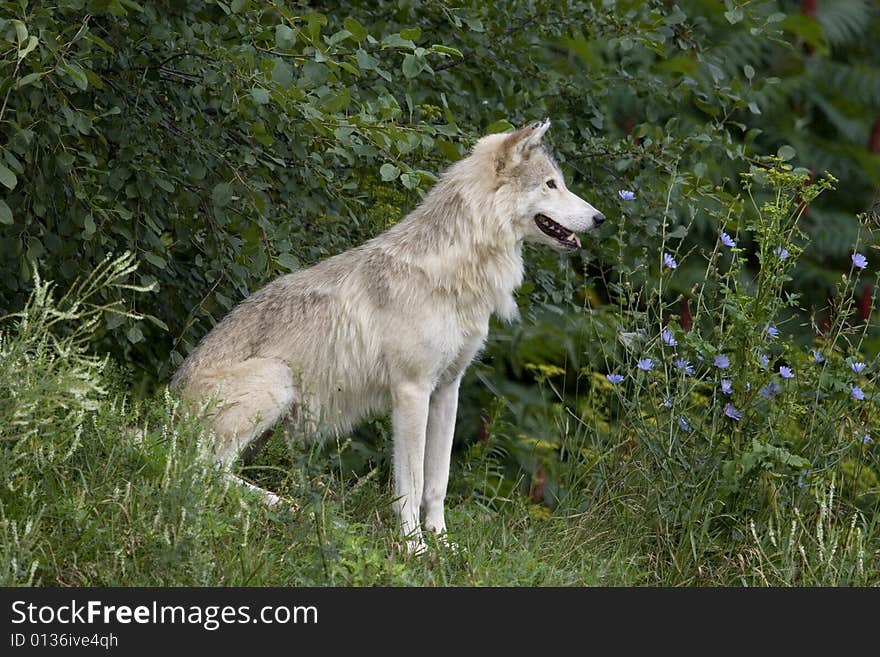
[484,119,605,251]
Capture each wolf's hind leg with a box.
[192,358,295,505]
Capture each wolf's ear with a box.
[497,118,551,173]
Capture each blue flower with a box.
[765,325,779,338]
[779,366,794,379]
[606,373,625,384]
[724,403,742,421]
[852,386,865,401]
[674,357,694,376]
[720,379,733,395]
[637,358,654,371]
[663,252,677,269]
[852,253,868,270]
[662,398,672,408]
[662,329,677,346]
[812,350,824,363]
[774,246,789,260]
[618,190,636,201]
[760,382,782,399]
[678,417,691,432]
[714,354,730,369]
[758,354,769,368]
[861,432,871,445]
[720,232,736,248]
[851,362,866,374]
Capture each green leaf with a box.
[84,32,114,53]
[143,251,167,269]
[724,8,743,24]
[18,35,38,60]
[379,163,400,181]
[463,17,484,32]
[305,12,327,43]
[743,65,754,81]
[83,214,96,238]
[400,27,421,41]
[343,17,368,42]
[272,59,293,86]
[402,54,425,79]
[155,177,175,193]
[145,315,169,331]
[400,171,420,189]
[212,182,233,207]
[431,44,463,58]
[12,20,27,45]
[276,252,300,272]
[17,72,45,88]
[127,324,144,344]
[0,163,17,190]
[275,24,296,50]
[250,87,270,104]
[486,119,514,134]
[0,199,12,225]
[62,63,88,90]
[327,29,352,46]
[777,145,796,161]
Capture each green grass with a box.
[0,392,637,586]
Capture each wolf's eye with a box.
[546,179,557,189]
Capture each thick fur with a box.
[171,120,604,551]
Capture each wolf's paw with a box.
[424,527,462,554]
[403,536,428,557]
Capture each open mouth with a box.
[534,214,581,249]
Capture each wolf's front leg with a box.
[422,377,461,536]
[391,380,431,553]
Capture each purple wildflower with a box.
[663,252,677,269]
[606,374,624,384]
[724,403,743,421]
[678,417,691,433]
[720,379,733,395]
[765,325,779,338]
[852,253,868,270]
[851,362,866,374]
[779,366,794,379]
[720,232,736,248]
[662,398,672,408]
[674,357,694,376]
[812,350,824,363]
[618,190,636,201]
[760,382,782,399]
[758,354,769,368]
[662,329,677,346]
[861,432,871,445]
[637,358,654,371]
[852,386,865,401]
[774,246,789,259]
[714,354,730,369]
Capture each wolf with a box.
[171,119,605,552]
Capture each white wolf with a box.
[171,119,605,552]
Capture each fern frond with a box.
[817,0,873,47]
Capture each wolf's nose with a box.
[594,212,606,225]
